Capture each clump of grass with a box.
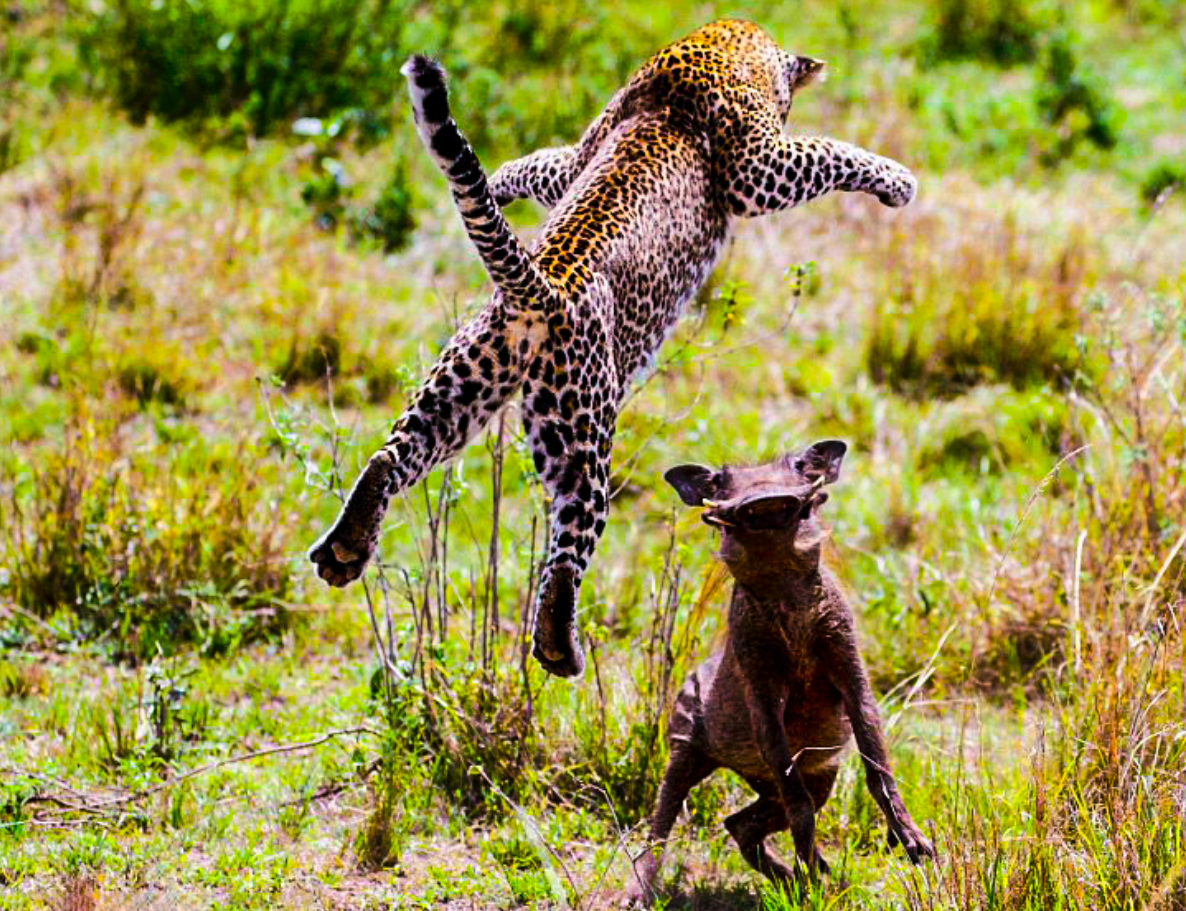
[354,769,400,872]
[916,390,1069,479]
[0,659,48,699]
[115,346,195,410]
[866,227,1096,398]
[48,168,150,312]
[485,832,555,905]
[923,576,1186,907]
[276,331,342,387]
[1,417,294,659]
[418,666,541,819]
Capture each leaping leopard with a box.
[308,19,917,679]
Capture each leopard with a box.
[308,19,918,680]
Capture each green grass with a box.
[2,0,1186,907]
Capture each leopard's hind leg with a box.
[308,298,541,586]
[521,275,619,678]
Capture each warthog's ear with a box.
[663,464,718,506]
[792,439,848,486]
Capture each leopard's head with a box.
[775,52,826,118]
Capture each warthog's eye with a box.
[739,499,796,530]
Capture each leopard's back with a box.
[532,114,728,384]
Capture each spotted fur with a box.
[308,20,917,678]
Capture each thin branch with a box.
[33,726,379,819]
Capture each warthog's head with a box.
[664,439,848,585]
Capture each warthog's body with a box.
[630,441,935,902]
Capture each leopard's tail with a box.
[402,55,558,311]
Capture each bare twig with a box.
[32,726,379,820]
[984,444,1092,610]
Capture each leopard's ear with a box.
[793,56,827,89]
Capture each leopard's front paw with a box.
[876,166,917,207]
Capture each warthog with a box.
[630,439,935,903]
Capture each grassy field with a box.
[2,0,1185,908]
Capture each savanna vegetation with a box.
[1,0,1185,908]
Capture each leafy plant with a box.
[80,0,413,137]
[1035,30,1122,161]
[916,0,1042,67]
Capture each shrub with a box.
[350,165,417,253]
[1,420,294,659]
[1140,159,1185,207]
[80,0,412,137]
[300,159,351,232]
[916,0,1041,68]
[1035,31,1122,162]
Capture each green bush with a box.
[916,0,1042,67]
[1139,160,1184,207]
[351,165,417,253]
[1035,31,1122,161]
[81,0,412,137]
[300,160,350,231]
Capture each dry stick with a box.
[1071,528,1088,675]
[477,767,581,911]
[520,515,540,717]
[485,411,507,670]
[984,444,1092,610]
[883,622,957,733]
[571,780,645,906]
[438,473,452,640]
[1138,526,1186,633]
[33,726,378,820]
[361,574,397,708]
